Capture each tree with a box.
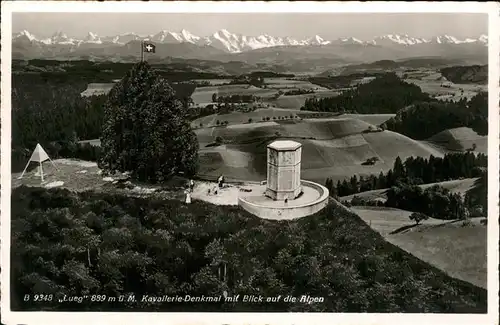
[393,156,405,179]
[248,118,253,123]
[99,62,199,183]
[409,212,429,225]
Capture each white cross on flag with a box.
[143,42,156,53]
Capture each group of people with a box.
[207,175,225,196]
[184,175,226,204]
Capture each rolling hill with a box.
[426,127,488,153]
[195,116,446,184]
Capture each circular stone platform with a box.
[238,180,329,220]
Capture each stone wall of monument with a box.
[239,180,329,220]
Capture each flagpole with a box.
[141,40,144,63]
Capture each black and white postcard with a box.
[1,1,499,325]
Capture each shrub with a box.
[409,212,429,225]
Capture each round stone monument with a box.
[238,140,329,220]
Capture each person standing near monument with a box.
[218,175,224,188]
[185,189,192,204]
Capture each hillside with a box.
[322,58,485,76]
[382,94,488,141]
[340,178,479,202]
[352,206,487,289]
[194,117,445,183]
[426,127,487,154]
[11,186,487,312]
[440,65,487,85]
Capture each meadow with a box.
[426,127,488,154]
[403,70,486,102]
[352,206,487,289]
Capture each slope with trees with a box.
[326,152,487,198]
[11,186,487,312]
[440,65,487,85]
[381,92,488,140]
[302,73,432,114]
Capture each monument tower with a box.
[238,140,329,220]
[265,140,303,201]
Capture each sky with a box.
[13,13,488,40]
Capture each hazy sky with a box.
[13,13,487,40]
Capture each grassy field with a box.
[192,79,232,85]
[340,177,479,202]
[195,117,446,184]
[403,70,486,101]
[191,108,300,128]
[267,90,342,110]
[340,113,395,126]
[351,206,487,289]
[265,78,330,91]
[427,127,488,154]
[191,85,279,104]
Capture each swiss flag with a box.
[143,42,156,53]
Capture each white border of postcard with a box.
[1,2,499,325]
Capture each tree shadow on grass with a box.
[390,223,419,235]
[390,219,459,234]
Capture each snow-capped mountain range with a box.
[13,29,488,54]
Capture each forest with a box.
[440,65,487,85]
[346,179,486,221]
[326,152,488,219]
[13,59,231,83]
[11,71,195,172]
[302,73,488,139]
[382,92,488,139]
[326,152,487,197]
[308,72,383,89]
[213,94,258,103]
[11,186,487,312]
[302,73,432,114]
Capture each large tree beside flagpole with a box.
[98,61,198,183]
